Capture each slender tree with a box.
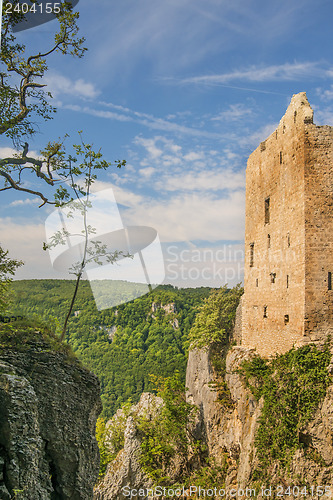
[0,2,127,336]
[44,136,128,340]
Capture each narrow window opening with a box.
[250,243,254,267]
[270,272,276,283]
[280,151,283,164]
[265,197,270,224]
[287,232,290,247]
[284,314,289,325]
[294,111,297,123]
[286,275,289,288]
[263,306,267,318]
[328,272,332,291]
[267,234,271,249]
[256,278,259,287]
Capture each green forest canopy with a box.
[9,280,214,418]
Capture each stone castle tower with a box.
[241,92,333,356]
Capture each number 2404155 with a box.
[5,3,61,15]
[276,486,331,497]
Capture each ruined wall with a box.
[304,124,333,339]
[241,92,333,356]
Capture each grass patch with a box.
[0,316,79,363]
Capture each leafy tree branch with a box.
[0,1,91,205]
[0,246,23,312]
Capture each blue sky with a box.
[1,0,333,287]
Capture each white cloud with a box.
[61,99,222,139]
[156,169,245,192]
[134,137,163,159]
[122,191,245,243]
[80,173,245,243]
[241,123,278,149]
[89,180,145,208]
[316,84,333,101]
[44,72,100,99]
[132,135,243,182]
[179,62,322,86]
[0,146,40,159]
[183,151,204,162]
[0,177,245,281]
[163,242,244,287]
[72,106,132,122]
[211,103,253,122]
[312,108,333,126]
[139,167,155,178]
[9,199,40,207]
[0,146,18,157]
[0,218,64,279]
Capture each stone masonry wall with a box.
[304,124,333,339]
[241,92,332,356]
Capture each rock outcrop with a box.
[94,338,333,498]
[0,332,102,500]
[186,345,260,487]
[186,344,333,490]
[94,393,162,500]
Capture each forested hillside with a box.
[9,280,213,418]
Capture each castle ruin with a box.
[241,92,333,356]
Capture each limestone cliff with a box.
[94,340,333,498]
[186,346,260,487]
[186,344,333,490]
[94,393,162,500]
[0,328,102,500]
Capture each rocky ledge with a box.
[0,327,102,500]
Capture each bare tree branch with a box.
[0,169,50,206]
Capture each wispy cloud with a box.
[122,191,245,243]
[119,135,245,197]
[316,83,333,101]
[155,170,245,193]
[211,103,254,122]
[60,100,223,139]
[9,199,40,207]
[173,62,325,86]
[312,107,333,126]
[103,135,246,242]
[240,123,278,149]
[86,0,234,77]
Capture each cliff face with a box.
[186,345,333,489]
[94,342,333,497]
[0,335,102,500]
[186,346,261,487]
[94,393,162,500]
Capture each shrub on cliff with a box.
[0,246,23,313]
[188,284,243,350]
[240,341,332,480]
